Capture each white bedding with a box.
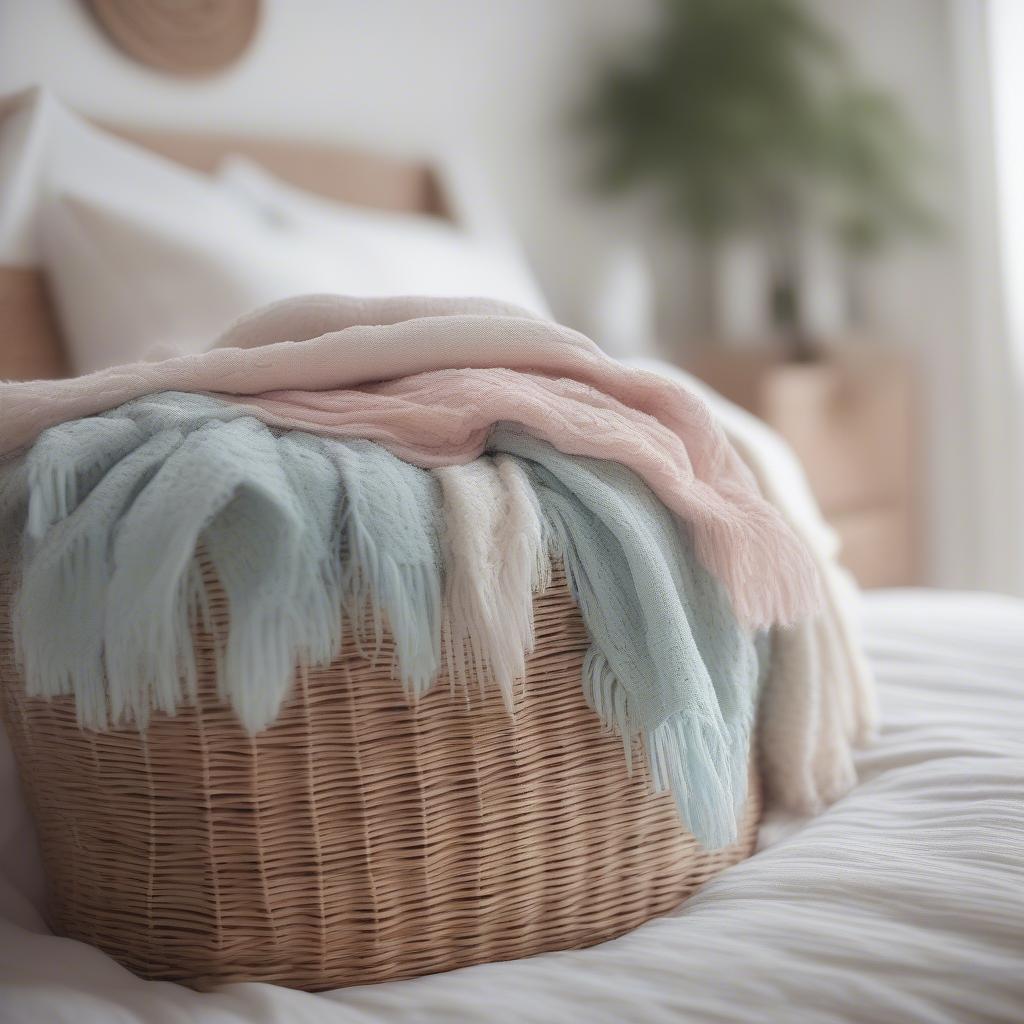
[2,587,1022,1023]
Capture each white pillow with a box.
[38,191,356,372]
[0,88,343,373]
[1,87,548,376]
[218,156,551,318]
[0,86,247,267]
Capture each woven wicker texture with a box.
[0,563,761,991]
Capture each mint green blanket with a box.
[489,425,759,848]
[2,394,760,847]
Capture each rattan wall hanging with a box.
[85,0,261,77]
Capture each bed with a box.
[2,588,1020,1022]
[0,119,454,381]
[1,117,1022,1024]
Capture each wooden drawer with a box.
[758,354,914,516]
[829,504,916,589]
[690,344,919,587]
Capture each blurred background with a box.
[1,0,1021,596]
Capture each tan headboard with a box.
[0,127,449,382]
[112,128,448,216]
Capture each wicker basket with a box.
[0,563,761,991]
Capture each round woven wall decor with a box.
[86,0,261,77]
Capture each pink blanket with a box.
[0,295,817,628]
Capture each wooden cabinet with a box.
[689,346,918,588]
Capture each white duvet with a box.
[1,587,1022,1023]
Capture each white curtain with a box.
[988,1,1024,595]
[948,0,1024,596]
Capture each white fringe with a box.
[435,458,551,711]
[582,646,749,849]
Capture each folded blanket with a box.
[2,394,759,848]
[0,295,817,631]
[627,358,877,813]
[8,394,444,734]
[436,427,759,846]
[435,456,550,707]
[489,426,759,849]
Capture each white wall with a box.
[0,0,978,588]
[0,0,659,333]
[815,0,974,589]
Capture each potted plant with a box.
[578,0,937,359]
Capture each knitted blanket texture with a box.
[0,295,817,631]
[0,295,833,848]
[626,358,878,814]
[2,395,758,848]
